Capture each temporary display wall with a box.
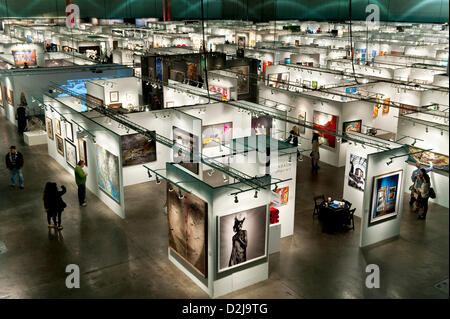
[360,146,408,248]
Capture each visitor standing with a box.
[43,182,67,230]
[311,133,320,173]
[409,161,433,207]
[15,93,28,135]
[286,126,301,160]
[5,146,24,189]
[74,160,88,207]
[417,169,431,220]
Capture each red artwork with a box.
[313,111,338,149]
[270,207,279,224]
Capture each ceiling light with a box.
[168,184,174,192]
[147,170,152,179]
[178,190,184,200]
[234,195,239,203]
[254,190,258,198]
[156,175,161,184]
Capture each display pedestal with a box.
[24,130,47,146]
[269,223,281,254]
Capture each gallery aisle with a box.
[0,117,448,298]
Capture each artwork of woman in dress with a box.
[229,213,248,267]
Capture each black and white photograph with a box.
[218,206,267,273]
[172,126,199,175]
[348,154,367,191]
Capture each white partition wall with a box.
[360,146,408,248]
[165,163,271,298]
[43,95,126,218]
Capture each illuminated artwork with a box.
[97,145,120,203]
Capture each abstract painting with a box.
[275,187,289,205]
[230,65,249,94]
[167,184,208,278]
[46,117,54,140]
[56,135,64,156]
[12,49,37,66]
[78,138,87,166]
[219,205,267,273]
[342,120,362,142]
[251,115,272,136]
[202,122,233,149]
[382,98,390,114]
[348,154,367,191]
[270,207,279,224]
[97,145,120,203]
[313,111,338,149]
[369,170,403,226]
[65,140,77,168]
[121,132,157,166]
[173,126,199,175]
[408,146,449,172]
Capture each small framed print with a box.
[78,138,88,167]
[65,140,77,168]
[46,117,54,140]
[55,118,62,136]
[65,121,74,142]
[56,135,64,156]
[110,91,119,103]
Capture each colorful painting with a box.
[268,73,290,90]
[348,154,367,191]
[173,126,200,175]
[202,122,233,149]
[230,65,249,94]
[270,207,279,224]
[46,117,54,140]
[65,140,77,168]
[408,146,449,172]
[312,81,318,89]
[78,138,88,166]
[167,184,208,278]
[276,187,289,205]
[218,205,267,273]
[342,120,362,142]
[56,135,64,156]
[97,145,120,203]
[251,115,272,136]
[313,111,338,149]
[12,49,37,66]
[208,85,230,101]
[382,98,390,114]
[121,132,157,166]
[369,170,403,226]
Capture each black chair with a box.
[342,199,352,210]
[313,195,326,218]
[345,208,356,230]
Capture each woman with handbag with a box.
[416,169,431,220]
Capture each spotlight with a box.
[156,175,161,184]
[386,159,393,166]
[178,190,184,200]
[288,155,292,163]
[426,127,428,133]
[147,170,152,178]
[254,190,258,198]
[234,195,239,203]
[441,130,443,136]
[412,139,417,146]
[168,183,174,192]
[207,169,215,177]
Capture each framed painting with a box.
[110,91,119,103]
[408,146,449,172]
[251,115,272,136]
[46,117,54,140]
[56,135,64,156]
[313,111,338,150]
[218,205,267,273]
[65,121,74,142]
[65,140,77,168]
[230,65,249,95]
[382,98,390,114]
[167,184,208,278]
[342,120,362,142]
[78,138,88,167]
[348,154,367,191]
[275,186,289,205]
[121,132,157,166]
[96,145,120,203]
[55,118,62,136]
[369,170,403,226]
[173,126,200,175]
[202,122,233,149]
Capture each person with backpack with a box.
[43,182,67,230]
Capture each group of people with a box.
[409,161,433,220]
[285,126,320,173]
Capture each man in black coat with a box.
[5,146,24,189]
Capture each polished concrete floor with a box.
[0,117,448,299]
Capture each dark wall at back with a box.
[0,0,447,23]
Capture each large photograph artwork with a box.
[121,132,157,166]
[218,206,267,273]
[173,126,200,175]
[97,145,120,203]
[348,154,367,191]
